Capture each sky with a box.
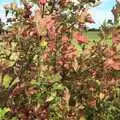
[89,0,116,28]
[0,0,117,28]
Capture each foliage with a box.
[0,0,120,120]
[0,107,10,120]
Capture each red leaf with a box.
[39,0,47,5]
[73,32,88,44]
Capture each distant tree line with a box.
[88,28,100,31]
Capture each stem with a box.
[42,5,45,18]
[50,0,56,13]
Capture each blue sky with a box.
[0,0,116,28]
[89,0,116,28]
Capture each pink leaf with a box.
[73,32,88,44]
[39,0,47,5]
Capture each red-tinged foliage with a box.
[86,16,95,23]
[104,58,120,70]
[112,27,120,44]
[39,0,47,5]
[0,0,120,120]
[73,32,88,44]
[62,35,69,44]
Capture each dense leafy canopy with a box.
[0,0,120,120]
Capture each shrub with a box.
[0,0,120,119]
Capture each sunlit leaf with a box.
[40,37,48,47]
[46,92,57,102]
[3,74,12,88]
[80,116,86,120]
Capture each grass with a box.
[84,31,112,46]
[84,31,100,41]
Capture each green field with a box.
[84,31,100,41]
[84,31,112,46]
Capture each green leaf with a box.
[80,116,86,120]
[71,39,82,55]
[0,107,10,120]
[11,117,18,120]
[52,73,62,82]
[53,83,64,90]
[46,92,57,102]
[3,74,12,88]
